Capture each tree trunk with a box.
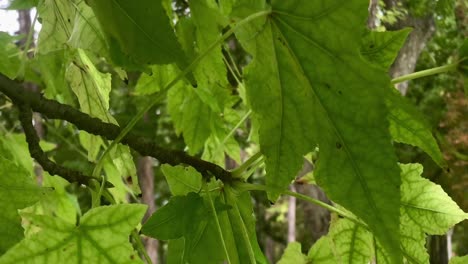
[429,235,449,264]
[138,156,158,264]
[367,0,379,29]
[383,0,436,95]
[287,185,296,243]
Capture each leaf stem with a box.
[223,110,251,145]
[234,182,366,227]
[390,62,458,84]
[231,152,262,178]
[204,183,232,264]
[225,185,256,264]
[131,230,152,264]
[92,10,271,179]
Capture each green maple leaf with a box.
[0,157,44,254]
[0,204,147,264]
[161,165,203,196]
[307,218,373,264]
[360,29,445,167]
[36,0,74,54]
[238,0,401,261]
[277,242,307,264]
[400,163,467,235]
[86,0,188,72]
[68,1,107,57]
[142,192,226,264]
[66,49,139,195]
[360,28,412,70]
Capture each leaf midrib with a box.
[270,14,381,224]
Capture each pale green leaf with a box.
[0,134,34,175]
[134,64,180,95]
[240,1,401,260]
[161,165,203,196]
[102,157,131,203]
[66,49,114,161]
[86,0,188,70]
[400,214,430,264]
[66,49,113,122]
[68,1,107,56]
[278,242,307,264]
[22,173,77,231]
[450,255,468,264]
[189,0,230,112]
[0,32,21,78]
[36,51,74,102]
[37,0,74,54]
[167,84,212,154]
[400,163,468,235]
[0,157,44,254]
[0,204,147,264]
[307,236,337,263]
[66,49,139,193]
[307,218,373,263]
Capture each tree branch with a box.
[0,74,233,183]
[18,104,102,186]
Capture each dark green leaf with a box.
[87,0,188,70]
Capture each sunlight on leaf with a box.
[0,204,146,264]
[308,218,373,263]
[277,242,307,264]
[400,163,468,235]
[161,165,203,196]
[37,0,74,54]
[68,1,107,57]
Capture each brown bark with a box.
[18,9,44,183]
[287,185,296,243]
[137,156,158,264]
[295,160,331,249]
[368,0,379,29]
[383,0,436,95]
[429,235,449,264]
